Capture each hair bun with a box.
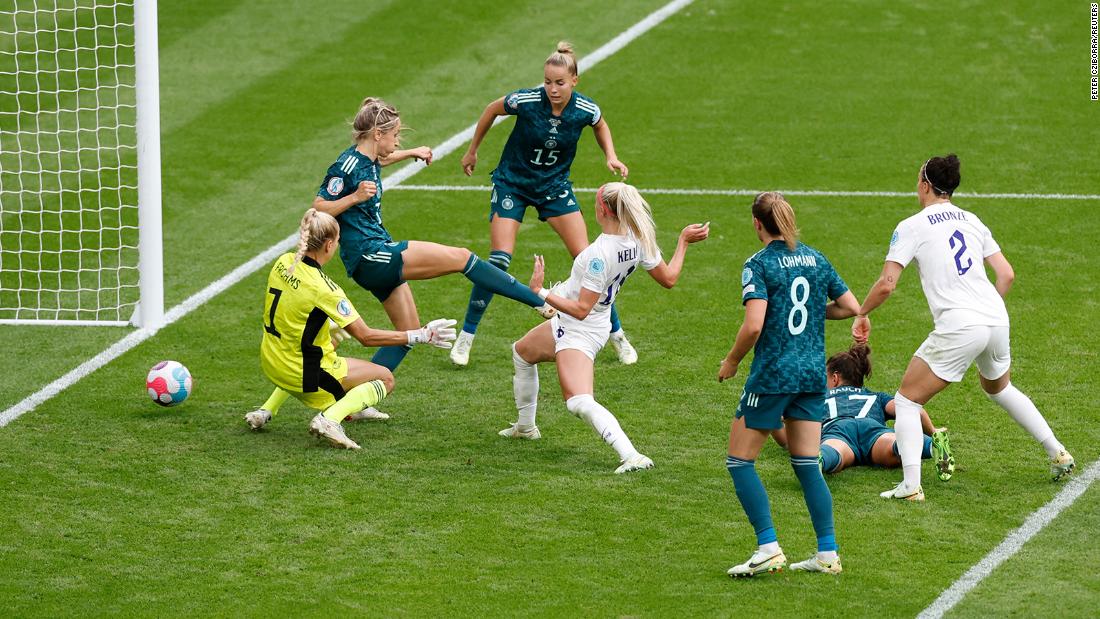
[556,40,574,55]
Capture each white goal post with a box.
[0,0,163,328]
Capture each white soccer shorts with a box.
[914,325,1011,383]
[551,314,609,361]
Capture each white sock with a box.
[894,392,924,489]
[988,383,1063,458]
[565,394,638,461]
[512,344,539,429]
[817,550,838,562]
[759,541,781,556]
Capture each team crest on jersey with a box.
[502,197,515,210]
[548,118,561,134]
[741,267,753,286]
[890,230,899,246]
[327,177,344,195]
[337,299,351,317]
[588,257,605,274]
[545,139,557,149]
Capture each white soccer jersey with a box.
[885,202,1009,331]
[556,233,662,332]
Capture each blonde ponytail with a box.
[352,97,400,142]
[287,208,340,275]
[601,182,659,260]
[545,41,578,76]
[751,191,800,251]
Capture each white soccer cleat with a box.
[609,330,638,365]
[880,482,925,501]
[727,550,787,577]
[498,423,541,440]
[614,452,654,474]
[244,409,272,430]
[790,554,843,574]
[345,406,390,422]
[1051,450,1075,481]
[535,303,556,319]
[449,331,475,366]
[308,413,361,450]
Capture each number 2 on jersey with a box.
[950,229,973,275]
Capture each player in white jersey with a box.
[853,154,1074,501]
[500,182,709,472]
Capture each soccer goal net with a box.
[0,0,162,327]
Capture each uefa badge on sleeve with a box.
[337,299,352,317]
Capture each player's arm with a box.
[312,181,376,217]
[461,98,508,176]
[646,223,710,288]
[985,252,1015,298]
[825,290,861,320]
[884,399,939,436]
[343,317,456,349]
[852,260,904,342]
[526,255,599,321]
[718,299,767,382]
[591,118,628,178]
[379,147,433,167]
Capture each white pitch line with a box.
[392,184,1100,201]
[0,0,694,428]
[918,458,1100,618]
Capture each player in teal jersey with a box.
[248,98,553,423]
[817,345,953,478]
[452,42,635,367]
[718,192,862,578]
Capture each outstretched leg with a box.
[400,240,544,307]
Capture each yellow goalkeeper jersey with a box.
[260,253,360,394]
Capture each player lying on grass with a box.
[773,344,954,478]
[720,192,862,578]
[251,97,552,422]
[498,182,708,473]
[247,209,456,450]
[853,154,1074,502]
[452,41,638,367]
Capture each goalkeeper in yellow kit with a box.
[249,208,456,449]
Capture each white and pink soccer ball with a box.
[146,360,193,407]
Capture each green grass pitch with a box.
[1,0,1099,615]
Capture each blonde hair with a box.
[545,41,578,76]
[287,208,339,276]
[751,191,799,251]
[600,182,659,260]
[352,97,400,142]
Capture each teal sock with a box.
[791,455,837,552]
[609,303,622,333]
[726,456,777,545]
[371,345,411,371]
[820,444,841,473]
[462,254,542,308]
[892,436,934,460]
[462,250,511,333]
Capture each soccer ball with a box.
[146,360,193,407]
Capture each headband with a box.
[921,159,951,195]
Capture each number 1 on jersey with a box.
[264,287,283,338]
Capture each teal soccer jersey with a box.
[491,87,602,197]
[741,241,849,394]
[823,386,892,428]
[317,146,392,275]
